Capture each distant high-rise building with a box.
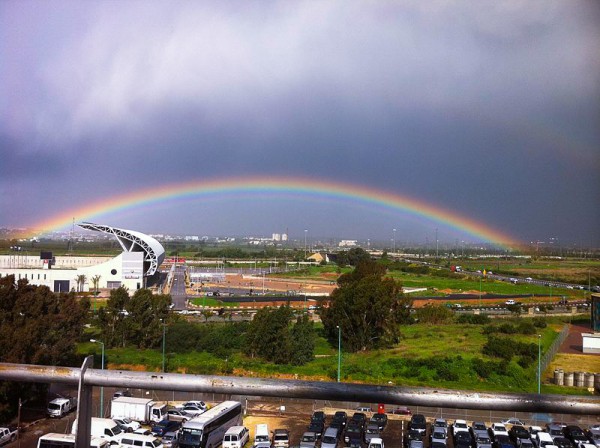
[272,233,281,241]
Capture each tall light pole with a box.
[90,339,105,417]
[537,334,542,394]
[336,325,341,383]
[162,320,167,373]
[393,229,396,253]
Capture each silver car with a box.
[300,432,318,448]
[162,431,179,448]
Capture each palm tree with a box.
[75,274,87,292]
[91,275,101,296]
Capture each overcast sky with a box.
[1,1,599,246]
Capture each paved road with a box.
[170,264,188,310]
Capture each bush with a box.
[516,321,536,335]
[533,317,547,328]
[456,314,491,324]
[483,336,515,360]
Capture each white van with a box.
[223,426,250,448]
[120,433,163,448]
[321,427,339,448]
[254,424,270,447]
[38,433,110,448]
[72,418,123,443]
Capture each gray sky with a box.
[1,1,599,246]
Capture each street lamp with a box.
[304,229,308,259]
[90,339,105,417]
[162,320,167,373]
[393,229,396,253]
[537,334,542,394]
[336,325,341,383]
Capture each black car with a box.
[312,411,326,424]
[410,414,427,435]
[553,437,575,448]
[332,411,348,429]
[564,426,587,444]
[344,423,364,445]
[151,419,181,437]
[455,432,473,447]
[494,435,515,448]
[509,426,531,443]
[351,413,367,427]
[308,420,324,439]
[405,429,425,448]
[369,414,388,431]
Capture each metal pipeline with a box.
[1,362,598,415]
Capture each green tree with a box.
[320,260,411,352]
[97,286,129,347]
[0,276,89,421]
[91,275,101,296]
[125,289,171,349]
[290,314,315,365]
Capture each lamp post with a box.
[336,325,341,383]
[537,334,542,394]
[90,339,105,417]
[304,229,308,259]
[162,320,167,373]
[393,228,396,253]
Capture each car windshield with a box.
[432,432,445,440]
[474,424,486,430]
[48,403,61,410]
[323,436,336,444]
[303,435,315,442]
[456,422,468,429]
[181,429,202,443]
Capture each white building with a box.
[0,223,165,292]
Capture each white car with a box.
[502,418,526,427]
[368,438,385,448]
[491,423,509,438]
[177,401,207,411]
[453,420,469,437]
[113,418,141,433]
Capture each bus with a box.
[179,401,243,448]
[37,433,110,448]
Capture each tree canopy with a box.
[97,287,171,349]
[0,276,89,421]
[244,306,315,365]
[320,260,412,352]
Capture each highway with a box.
[169,264,188,310]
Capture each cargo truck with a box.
[111,397,167,424]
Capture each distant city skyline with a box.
[1,2,598,246]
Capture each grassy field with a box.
[81,317,590,395]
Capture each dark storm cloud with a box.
[1,1,599,243]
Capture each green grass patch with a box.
[190,298,239,307]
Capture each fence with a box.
[540,324,570,377]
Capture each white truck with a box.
[47,397,77,418]
[111,397,167,424]
[0,427,17,445]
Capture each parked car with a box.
[491,424,510,439]
[406,429,425,448]
[344,422,364,445]
[308,420,324,439]
[389,406,412,415]
[368,438,384,448]
[112,390,132,399]
[431,429,448,445]
[332,411,348,429]
[503,419,526,427]
[553,437,575,448]
[409,441,424,448]
[476,435,493,448]
[162,431,179,448]
[113,418,141,433]
[547,425,565,442]
[177,401,207,412]
[312,411,325,423]
[321,427,340,448]
[495,435,516,448]
[564,426,587,444]
[364,424,381,444]
[585,429,600,448]
[356,406,372,412]
[433,419,448,434]
[455,432,473,448]
[351,413,368,427]
[453,420,469,438]
[181,405,205,418]
[273,429,290,448]
[166,409,189,422]
[300,431,318,448]
[510,426,532,443]
[517,439,535,448]
[472,423,489,439]
[410,415,427,435]
[370,414,388,431]
[151,419,181,437]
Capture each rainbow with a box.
[28,176,519,246]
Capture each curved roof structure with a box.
[78,222,165,276]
